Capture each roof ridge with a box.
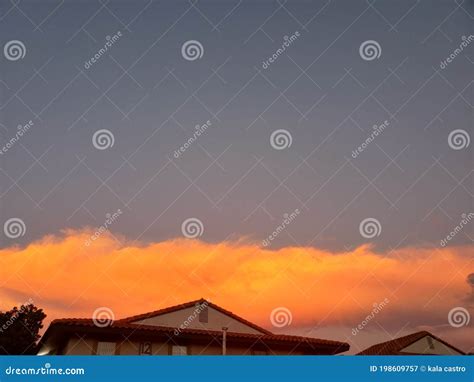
[358,330,465,355]
[358,331,428,355]
[116,298,205,323]
[117,298,273,335]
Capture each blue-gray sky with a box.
[1,0,472,251]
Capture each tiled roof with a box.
[358,331,465,355]
[46,318,349,353]
[117,298,272,335]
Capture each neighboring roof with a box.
[41,318,349,354]
[117,298,272,335]
[358,331,466,355]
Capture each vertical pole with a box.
[222,327,228,355]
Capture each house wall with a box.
[188,343,304,355]
[401,336,463,355]
[118,340,169,355]
[63,337,96,355]
[61,336,306,355]
[132,306,263,334]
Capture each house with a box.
[358,331,466,355]
[38,298,349,355]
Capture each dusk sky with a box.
[0,0,472,354]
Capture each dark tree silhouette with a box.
[0,304,46,355]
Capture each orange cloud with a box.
[0,229,472,352]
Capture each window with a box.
[96,341,116,355]
[140,342,152,355]
[199,304,208,323]
[171,345,188,355]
